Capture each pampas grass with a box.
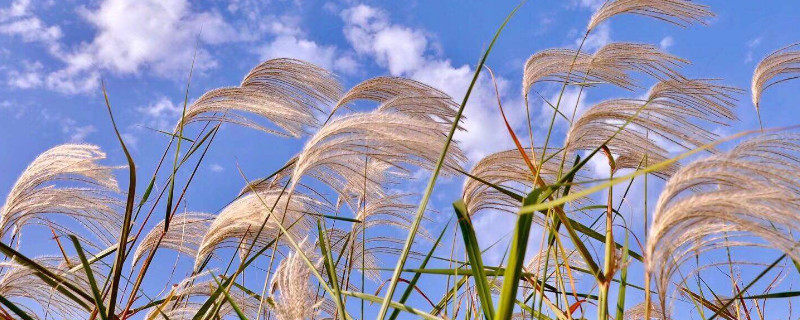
[751,43,800,126]
[3,1,800,320]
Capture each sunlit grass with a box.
[2,1,800,320]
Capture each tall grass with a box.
[2,1,800,320]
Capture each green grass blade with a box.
[0,294,36,320]
[376,2,525,318]
[453,200,495,319]
[69,235,108,320]
[164,48,197,233]
[342,291,444,320]
[614,232,630,320]
[495,190,543,320]
[742,291,800,299]
[0,241,94,310]
[318,220,349,320]
[142,126,195,142]
[101,81,137,318]
[67,239,132,274]
[210,274,247,320]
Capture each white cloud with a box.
[537,87,588,130]
[30,0,240,94]
[5,0,357,94]
[76,0,236,76]
[209,163,225,173]
[6,60,43,89]
[744,36,763,63]
[340,4,523,163]
[659,36,675,50]
[0,0,62,48]
[333,55,359,75]
[575,0,606,10]
[581,23,611,51]
[256,9,360,75]
[260,35,338,70]
[341,5,427,75]
[121,132,139,150]
[138,97,183,130]
[60,117,97,142]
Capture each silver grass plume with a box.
[270,249,324,320]
[751,43,800,124]
[329,193,433,282]
[523,43,688,94]
[587,0,713,31]
[194,189,326,270]
[325,227,382,284]
[624,302,669,320]
[517,249,587,299]
[290,111,466,210]
[133,212,214,266]
[238,157,296,197]
[376,95,462,129]
[645,134,800,313]
[329,76,454,119]
[0,144,121,249]
[356,193,434,245]
[462,149,587,217]
[0,256,109,319]
[181,58,342,137]
[565,78,739,179]
[146,270,260,319]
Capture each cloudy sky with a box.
[2,0,800,317]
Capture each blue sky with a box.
[2,0,800,318]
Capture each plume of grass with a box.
[143,270,261,319]
[566,78,740,179]
[289,111,466,209]
[751,43,800,127]
[376,95,463,128]
[328,76,454,121]
[182,58,342,137]
[132,212,214,266]
[269,248,325,320]
[523,42,688,94]
[0,255,107,319]
[623,302,669,320]
[587,0,713,31]
[0,144,121,249]
[645,134,800,316]
[326,193,433,283]
[462,148,588,218]
[194,190,323,270]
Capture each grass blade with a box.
[102,81,137,319]
[495,190,543,320]
[342,290,444,320]
[453,200,495,319]
[614,232,630,320]
[377,2,525,318]
[318,220,349,320]
[210,273,247,320]
[0,241,94,310]
[69,235,108,320]
[0,294,36,320]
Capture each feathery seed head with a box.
[588,0,714,31]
